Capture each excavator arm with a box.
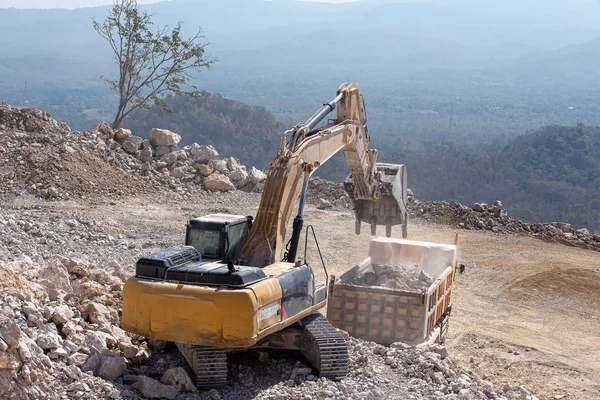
[242,83,408,267]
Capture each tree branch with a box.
[94,0,215,128]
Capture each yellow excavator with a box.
[121,83,408,388]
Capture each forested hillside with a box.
[124,94,284,170]
[382,124,600,230]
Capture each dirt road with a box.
[33,192,600,400]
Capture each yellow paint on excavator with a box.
[122,276,283,348]
[121,261,332,348]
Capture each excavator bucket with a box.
[344,163,408,238]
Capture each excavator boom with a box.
[242,83,408,267]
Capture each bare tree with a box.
[93,0,214,128]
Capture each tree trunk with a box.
[112,104,125,129]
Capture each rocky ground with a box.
[1,105,597,399]
[0,221,539,400]
[0,103,267,204]
[409,196,600,253]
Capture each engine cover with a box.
[135,247,266,287]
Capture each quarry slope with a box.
[1,105,598,400]
[2,193,598,400]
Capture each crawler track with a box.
[300,313,349,380]
[176,343,228,389]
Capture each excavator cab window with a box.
[187,229,221,259]
[185,214,253,263]
[226,221,251,261]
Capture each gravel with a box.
[0,104,541,399]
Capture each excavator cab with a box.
[185,214,252,263]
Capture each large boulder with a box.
[52,305,74,324]
[36,330,61,350]
[0,348,21,372]
[0,319,22,348]
[138,376,178,400]
[190,144,219,164]
[149,128,181,148]
[161,152,178,167]
[68,352,89,367]
[54,255,89,278]
[139,146,153,163]
[82,354,101,373]
[83,331,110,355]
[119,341,140,360]
[213,159,229,174]
[18,336,42,364]
[229,168,249,189]
[161,367,197,392]
[94,121,114,139]
[204,174,235,192]
[113,128,132,142]
[472,203,487,212]
[225,156,240,171]
[576,228,590,238]
[173,150,188,161]
[38,259,73,300]
[122,136,144,155]
[229,168,247,182]
[154,146,171,158]
[248,166,267,184]
[80,302,115,329]
[97,355,127,380]
[195,163,214,177]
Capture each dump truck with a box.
[327,237,457,346]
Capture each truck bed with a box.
[327,237,456,346]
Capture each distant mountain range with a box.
[3,0,600,140]
[2,0,600,84]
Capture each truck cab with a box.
[185,214,253,263]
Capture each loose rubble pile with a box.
[304,178,599,252]
[307,178,353,211]
[352,264,434,292]
[0,255,141,399]
[0,255,538,400]
[0,104,267,202]
[251,336,537,400]
[0,254,222,400]
[0,204,167,265]
[410,195,600,252]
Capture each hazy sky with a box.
[0,0,351,9]
[1,0,165,8]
